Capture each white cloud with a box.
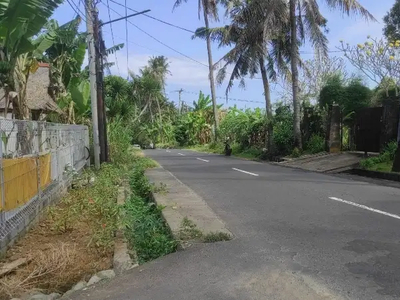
[108,52,211,87]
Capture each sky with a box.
[52,0,394,109]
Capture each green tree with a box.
[104,75,133,120]
[343,78,372,117]
[143,56,171,94]
[383,0,400,41]
[318,74,346,109]
[173,0,220,140]
[194,0,291,151]
[286,0,374,149]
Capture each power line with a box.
[105,0,121,75]
[108,0,195,34]
[102,30,170,55]
[67,0,87,22]
[168,90,264,104]
[104,3,208,67]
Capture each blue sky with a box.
[53,0,393,109]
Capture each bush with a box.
[273,104,294,156]
[306,134,325,154]
[359,141,398,170]
[291,147,302,158]
[124,153,177,264]
[108,119,133,166]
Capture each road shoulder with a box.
[146,167,233,245]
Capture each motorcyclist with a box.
[224,137,232,156]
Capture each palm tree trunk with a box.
[290,0,302,149]
[259,57,273,152]
[203,10,219,142]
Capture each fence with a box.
[0,119,89,253]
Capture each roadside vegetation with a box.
[124,155,177,264]
[0,121,130,299]
[360,141,399,173]
[1,0,400,298]
[178,218,231,244]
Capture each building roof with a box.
[0,63,62,114]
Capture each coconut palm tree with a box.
[194,0,292,150]
[173,0,220,140]
[144,55,171,94]
[287,0,374,149]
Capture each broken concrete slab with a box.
[146,167,232,242]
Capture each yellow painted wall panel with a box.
[0,153,52,212]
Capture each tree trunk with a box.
[203,11,219,142]
[393,106,400,172]
[259,57,273,152]
[290,0,302,149]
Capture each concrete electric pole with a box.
[85,0,150,168]
[85,0,100,169]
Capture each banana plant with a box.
[0,0,63,119]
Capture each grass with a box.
[178,218,232,243]
[178,217,203,241]
[188,143,262,161]
[359,141,398,173]
[203,232,232,243]
[366,161,395,173]
[0,164,123,299]
[124,152,177,264]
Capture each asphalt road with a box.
[69,149,400,300]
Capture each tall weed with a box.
[124,153,177,264]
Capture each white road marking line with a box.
[166,150,171,153]
[178,153,185,156]
[232,168,259,177]
[196,158,209,162]
[328,197,400,220]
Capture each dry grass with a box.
[0,213,112,300]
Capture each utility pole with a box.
[93,9,109,163]
[178,88,183,114]
[85,4,150,167]
[85,0,100,169]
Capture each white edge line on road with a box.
[196,158,209,163]
[232,168,259,177]
[178,153,185,156]
[329,197,400,220]
[166,150,171,153]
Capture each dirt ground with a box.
[0,212,112,300]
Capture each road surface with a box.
[69,149,400,300]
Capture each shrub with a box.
[306,134,325,154]
[124,194,177,263]
[359,141,398,170]
[273,104,294,156]
[108,119,133,166]
[124,152,177,264]
[291,147,302,158]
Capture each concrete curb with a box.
[113,185,138,274]
[345,168,400,182]
[146,167,233,246]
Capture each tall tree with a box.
[287,0,374,149]
[383,0,400,41]
[144,56,171,94]
[173,0,220,141]
[194,0,291,150]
